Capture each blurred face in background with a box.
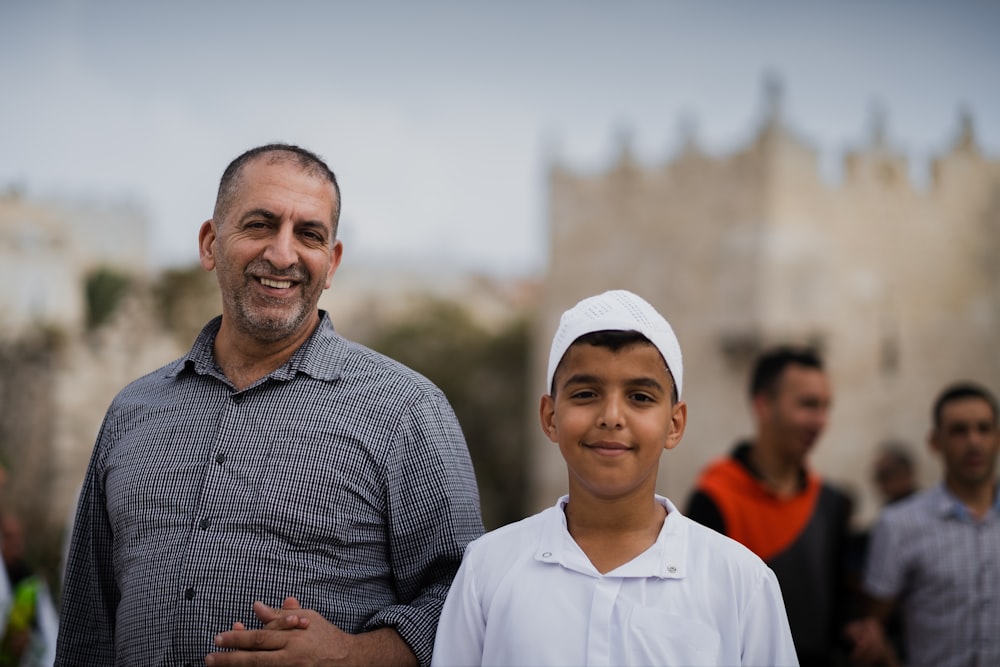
[756,364,831,464]
[932,396,999,491]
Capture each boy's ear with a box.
[663,401,687,451]
[539,394,558,443]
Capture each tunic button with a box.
[232,393,244,404]
[184,588,196,600]
[199,518,210,530]
[215,452,227,465]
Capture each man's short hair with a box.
[749,345,824,399]
[214,143,341,237]
[931,381,999,429]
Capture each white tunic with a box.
[432,495,798,667]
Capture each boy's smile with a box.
[540,341,686,502]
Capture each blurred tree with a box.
[152,264,221,346]
[366,297,531,530]
[84,267,131,330]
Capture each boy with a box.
[432,290,797,666]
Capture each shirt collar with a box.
[169,310,345,384]
[534,494,687,580]
[933,481,1000,521]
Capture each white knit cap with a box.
[546,290,683,398]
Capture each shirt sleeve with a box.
[740,567,800,667]
[54,415,119,666]
[862,510,904,601]
[430,547,485,667]
[364,391,485,667]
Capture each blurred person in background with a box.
[0,512,57,667]
[686,346,853,667]
[871,443,918,506]
[845,441,920,666]
[847,382,1000,667]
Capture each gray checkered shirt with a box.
[864,482,1000,667]
[55,311,484,667]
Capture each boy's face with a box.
[539,341,686,502]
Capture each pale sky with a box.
[2,1,998,277]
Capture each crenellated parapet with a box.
[534,74,1000,520]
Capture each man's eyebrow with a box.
[240,208,277,221]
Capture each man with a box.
[686,346,852,667]
[871,442,918,505]
[55,144,484,667]
[848,382,1000,667]
[844,441,919,665]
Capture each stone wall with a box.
[534,91,1000,527]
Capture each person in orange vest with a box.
[686,346,852,667]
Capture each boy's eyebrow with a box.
[561,373,667,392]
[562,373,600,386]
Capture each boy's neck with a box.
[563,493,666,574]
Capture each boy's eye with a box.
[630,393,655,403]
[569,389,597,400]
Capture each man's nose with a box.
[262,225,297,270]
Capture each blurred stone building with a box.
[0,191,182,549]
[532,82,1000,526]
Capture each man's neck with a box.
[945,477,997,520]
[213,316,318,390]
[749,439,803,497]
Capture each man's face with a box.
[199,157,342,344]
[931,397,999,490]
[759,365,831,463]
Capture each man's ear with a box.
[751,392,769,421]
[664,401,687,451]
[539,394,558,443]
[324,240,344,289]
[198,220,217,271]
[927,427,942,455]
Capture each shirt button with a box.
[215,452,227,465]
[199,517,211,530]
[184,587,196,600]
[232,393,245,404]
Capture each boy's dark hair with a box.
[551,330,678,403]
[749,346,824,399]
[214,143,341,237]
[931,381,999,429]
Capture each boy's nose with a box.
[598,397,625,429]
